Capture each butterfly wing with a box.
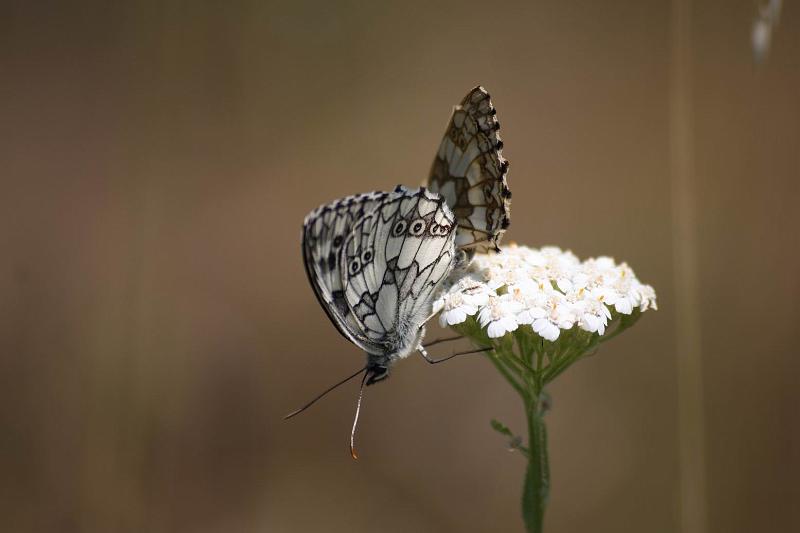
[340,188,457,354]
[427,86,511,255]
[302,191,395,350]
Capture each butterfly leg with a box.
[418,345,493,365]
[422,335,463,348]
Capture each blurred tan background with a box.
[1,1,798,532]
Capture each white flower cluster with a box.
[432,245,657,341]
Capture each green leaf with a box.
[490,419,530,458]
[490,419,514,438]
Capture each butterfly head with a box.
[365,362,390,385]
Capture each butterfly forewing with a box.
[427,86,511,255]
[341,188,457,351]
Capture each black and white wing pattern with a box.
[340,188,456,355]
[302,190,394,352]
[427,86,511,255]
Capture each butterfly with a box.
[288,87,510,457]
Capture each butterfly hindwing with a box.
[341,188,457,350]
[427,86,511,255]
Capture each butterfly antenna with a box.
[283,366,367,420]
[350,371,369,460]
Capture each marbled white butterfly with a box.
[287,87,510,457]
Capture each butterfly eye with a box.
[391,220,408,237]
[360,248,373,264]
[332,235,343,248]
[409,219,426,236]
[348,258,361,276]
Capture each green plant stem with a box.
[522,394,549,533]
[486,350,527,398]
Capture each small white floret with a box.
[478,295,522,338]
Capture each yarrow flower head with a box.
[432,244,657,342]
